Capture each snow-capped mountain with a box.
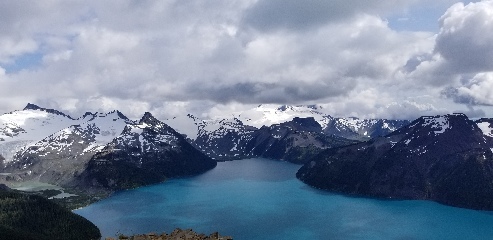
[2,110,133,185]
[192,117,258,160]
[297,113,493,210]
[164,105,410,161]
[165,114,357,162]
[0,105,215,191]
[0,103,411,191]
[77,112,216,190]
[237,104,327,128]
[164,115,258,160]
[0,104,78,162]
[323,117,410,140]
[234,104,410,140]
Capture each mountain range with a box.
[165,105,409,161]
[5,103,493,210]
[0,104,216,192]
[0,104,407,192]
[297,113,493,210]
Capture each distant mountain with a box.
[192,117,258,160]
[165,115,257,160]
[166,115,357,163]
[0,104,216,193]
[243,117,357,164]
[0,186,101,240]
[236,104,328,128]
[235,104,410,140]
[322,116,410,141]
[297,113,493,210]
[165,105,408,162]
[0,103,78,162]
[3,110,132,186]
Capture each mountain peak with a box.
[22,103,73,119]
[107,110,130,122]
[116,110,129,121]
[407,113,471,135]
[82,112,95,119]
[139,112,159,125]
[277,105,292,111]
[276,104,322,112]
[23,103,41,110]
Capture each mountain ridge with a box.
[0,106,216,194]
[297,113,493,210]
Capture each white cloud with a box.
[0,37,38,64]
[0,0,492,120]
[241,0,421,32]
[411,1,493,78]
[435,1,493,73]
[399,0,493,115]
[445,72,493,106]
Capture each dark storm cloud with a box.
[441,87,476,105]
[186,78,355,104]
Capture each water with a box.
[75,158,493,240]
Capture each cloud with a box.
[241,0,419,32]
[442,72,493,106]
[0,0,491,120]
[409,1,493,79]
[435,1,493,73]
[403,1,493,112]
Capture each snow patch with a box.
[165,115,200,140]
[237,104,327,128]
[477,122,493,137]
[422,116,450,134]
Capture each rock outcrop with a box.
[110,228,232,240]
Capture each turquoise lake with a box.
[75,158,493,240]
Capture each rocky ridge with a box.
[0,103,408,196]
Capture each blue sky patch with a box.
[4,52,44,74]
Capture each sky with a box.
[1,0,492,120]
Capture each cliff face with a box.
[297,114,493,210]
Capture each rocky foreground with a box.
[109,228,233,240]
